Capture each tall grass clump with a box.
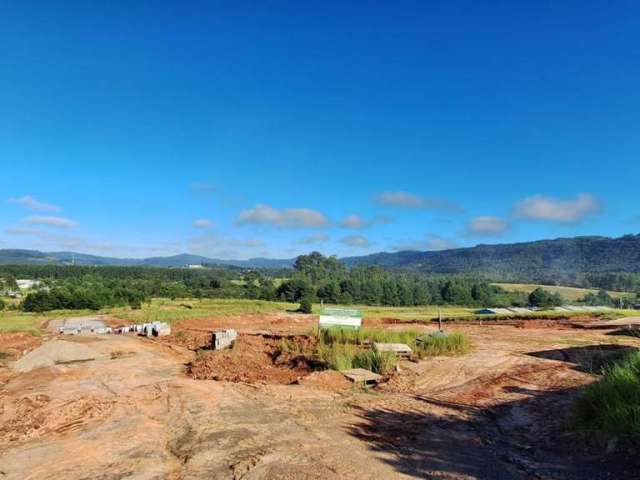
[319,327,421,346]
[316,342,358,371]
[415,332,471,358]
[573,350,640,437]
[352,350,397,375]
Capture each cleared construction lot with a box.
[1,313,640,479]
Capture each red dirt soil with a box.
[296,370,352,391]
[0,332,42,361]
[176,313,317,334]
[187,334,316,384]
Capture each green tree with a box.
[528,287,563,308]
[298,297,313,314]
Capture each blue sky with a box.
[1,1,639,259]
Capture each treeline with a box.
[581,273,640,293]
[6,253,638,313]
[1,254,529,312]
[273,252,523,307]
[0,264,239,282]
[21,282,147,312]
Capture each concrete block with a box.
[211,329,237,350]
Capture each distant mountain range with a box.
[343,234,640,278]
[2,234,640,279]
[0,250,295,268]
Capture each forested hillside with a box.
[2,234,640,290]
[344,235,640,286]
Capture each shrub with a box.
[298,297,313,314]
[0,298,5,311]
[129,299,142,310]
[573,350,640,437]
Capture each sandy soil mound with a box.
[0,393,114,445]
[157,329,212,350]
[0,332,42,361]
[188,334,315,384]
[176,312,316,334]
[296,370,352,391]
[13,340,102,372]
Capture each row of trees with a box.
[272,252,522,307]
[8,252,640,313]
[21,282,148,312]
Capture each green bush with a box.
[298,297,313,314]
[0,298,5,311]
[573,350,640,437]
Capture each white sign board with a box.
[319,308,362,329]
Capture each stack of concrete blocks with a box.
[59,326,81,335]
[136,321,171,337]
[152,322,171,337]
[211,329,237,350]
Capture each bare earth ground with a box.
[1,313,639,479]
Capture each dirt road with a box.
[1,317,638,479]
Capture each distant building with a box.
[16,279,41,290]
[185,264,205,269]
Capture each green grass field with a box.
[1,296,637,336]
[0,298,475,335]
[493,283,634,301]
[0,298,298,335]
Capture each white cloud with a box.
[513,193,600,223]
[237,204,328,228]
[391,234,458,252]
[193,219,213,229]
[297,234,330,244]
[340,214,365,229]
[467,216,508,236]
[23,215,77,229]
[339,214,393,229]
[376,191,464,213]
[340,235,372,248]
[8,195,61,212]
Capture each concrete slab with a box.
[341,368,383,385]
[373,343,412,358]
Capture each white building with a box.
[16,279,41,290]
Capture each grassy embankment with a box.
[573,350,640,437]
[494,283,634,301]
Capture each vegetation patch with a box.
[573,350,640,437]
[316,327,470,374]
[414,332,471,358]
